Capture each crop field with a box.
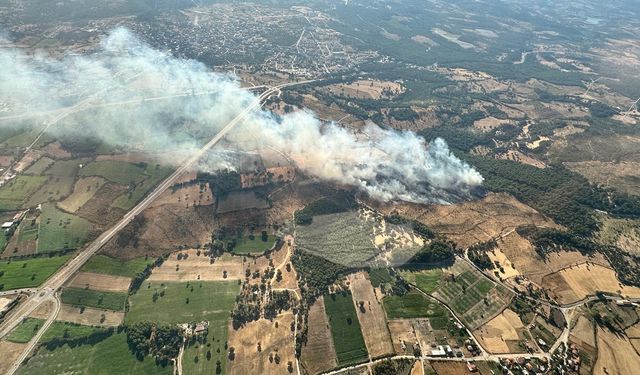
[300,296,338,374]
[324,292,369,366]
[79,160,148,185]
[45,158,91,178]
[16,332,171,375]
[6,317,43,343]
[23,157,54,175]
[231,234,277,254]
[0,254,70,290]
[473,309,526,353]
[41,321,110,342]
[348,272,394,357]
[56,304,124,327]
[81,255,152,278]
[404,261,512,329]
[111,164,172,210]
[399,269,443,294]
[149,250,243,282]
[57,177,106,212]
[383,290,448,324]
[68,272,131,292]
[26,176,75,206]
[0,176,46,210]
[61,288,128,311]
[127,280,238,375]
[594,327,640,375]
[296,211,378,267]
[37,204,91,252]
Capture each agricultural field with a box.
[0,176,46,210]
[0,254,71,290]
[57,177,107,212]
[25,175,75,206]
[68,272,132,292]
[402,260,513,329]
[0,340,28,374]
[23,157,54,175]
[56,304,124,327]
[16,332,171,375]
[347,272,394,358]
[231,234,277,255]
[594,327,640,375]
[324,292,369,366]
[111,164,172,210]
[6,317,43,343]
[61,288,128,311]
[37,204,91,253]
[81,255,152,278]
[148,250,243,282]
[127,281,238,375]
[216,190,269,214]
[383,290,449,326]
[300,296,338,374]
[296,211,378,267]
[79,160,148,185]
[473,309,527,354]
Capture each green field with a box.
[24,157,54,175]
[1,129,53,149]
[127,280,239,375]
[41,321,108,342]
[369,268,394,287]
[6,317,44,343]
[324,292,369,366]
[26,176,75,206]
[0,176,47,210]
[231,235,277,255]
[0,255,71,290]
[82,255,152,277]
[37,204,91,252]
[383,290,449,325]
[16,332,171,375]
[17,218,38,243]
[46,158,91,178]
[61,288,128,311]
[111,164,173,210]
[0,232,7,253]
[79,160,148,185]
[399,268,443,294]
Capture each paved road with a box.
[0,79,315,372]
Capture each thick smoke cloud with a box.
[0,28,483,204]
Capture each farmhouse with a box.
[1,221,14,231]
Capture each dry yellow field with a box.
[487,248,520,279]
[544,263,640,304]
[56,304,124,327]
[347,272,394,358]
[57,177,106,212]
[324,80,404,100]
[625,322,640,338]
[149,183,213,208]
[68,272,131,292]
[0,340,28,374]
[226,313,296,375]
[570,315,596,348]
[149,250,243,282]
[300,296,338,375]
[473,309,525,354]
[388,319,418,355]
[594,327,640,375]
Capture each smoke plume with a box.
[0,28,483,204]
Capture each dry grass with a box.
[149,183,213,209]
[148,250,243,282]
[56,304,124,327]
[68,272,131,292]
[0,340,28,374]
[226,313,296,375]
[570,315,596,348]
[374,193,555,249]
[567,161,640,197]
[30,299,54,320]
[473,309,525,354]
[324,80,404,100]
[487,248,520,279]
[301,296,338,374]
[430,361,474,375]
[543,263,640,304]
[388,319,418,355]
[594,327,640,375]
[347,272,394,358]
[57,177,106,213]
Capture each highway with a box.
[0,79,314,374]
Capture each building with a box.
[430,345,447,357]
[1,222,14,231]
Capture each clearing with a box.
[347,272,394,358]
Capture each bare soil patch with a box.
[29,299,54,320]
[0,340,28,374]
[148,250,243,282]
[56,304,124,327]
[301,296,338,374]
[347,272,394,358]
[474,309,525,354]
[68,272,131,292]
[388,319,418,355]
[226,313,296,375]
[594,327,640,375]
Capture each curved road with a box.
[0,79,315,374]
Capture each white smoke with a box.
[0,28,483,204]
